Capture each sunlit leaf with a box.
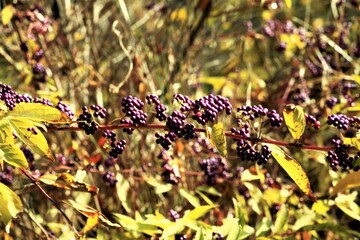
[285,0,292,8]
[283,104,306,140]
[0,182,23,226]
[196,185,222,197]
[299,223,360,238]
[272,204,288,234]
[144,175,173,194]
[226,219,241,240]
[292,210,316,231]
[206,122,227,157]
[179,189,200,207]
[343,137,360,151]
[0,143,28,168]
[7,117,54,161]
[1,5,16,25]
[194,227,205,240]
[8,102,71,123]
[82,210,99,234]
[116,173,131,213]
[184,205,217,220]
[0,120,14,145]
[256,217,272,237]
[39,173,99,194]
[335,193,360,221]
[312,200,330,215]
[269,144,316,200]
[170,7,187,23]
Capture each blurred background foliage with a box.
[0,0,359,239]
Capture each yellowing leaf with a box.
[285,0,292,8]
[7,117,54,161]
[179,189,200,207]
[312,200,330,215]
[8,102,71,123]
[39,173,99,194]
[207,122,227,157]
[183,205,217,220]
[0,182,23,225]
[170,7,187,23]
[331,171,360,196]
[351,75,360,85]
[272,204,288,234]
[283,104,306,140]
[269,144,316,200]
[1,5,16,25]
[335,193,360,221]
[0,120,14,145]
[343,137,360,151]
[0,143,28,168]
[82,210,99,234]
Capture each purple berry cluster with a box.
[305,114,321,130]
[32,62,47,83]
[325,96,338,109]
[192,94,232,125]
[173,93,195,112]
[326,139,360,171]
[121,96,147,125]
[327,114,360,130]
[56,101,75,120]
[199,156,229,186]
[158,151,180,184]
[102,130,126,158]
[236,140,272,165]
[146,94,168,121]
[0,166,13,186]
[0,83,31,110]
[77,106,98,135]
[237,105,283,127]
[102,171,117,187]
[21,147,35,170]
[191,137,215,154]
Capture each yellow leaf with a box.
[331,171,360,196]
[82,211,100,234]
[206,122,227,157]
[351,75,360,85]
[285,0,292,8]
[1,5,16,25]
[269,144,316,200]
[312,200,330,215]
[0,182,23,226]
[170,7,187,23]
[343,137,360,151]
[283,104,306,140]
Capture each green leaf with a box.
[161,219,185,239]
[144,175,173,194]
[269,144,316,200]
[299,223,360,238]
[226,219,242,240]
[335,193,360,221]
[112,213,138,231]
[196,185,222,197]
[195,190,214,205]
[194,227,205,240]
[0,143,28,168]
[232,198,245,226]
[283,104,306,140]
[7,102,71,123]
[7,117,54,161]
[0,182,23,225]
[292,211,316,231]
[256,217,272,237]
[184,205,217,220]
[206,122,227,157]
[179,189,200,207]
[272,204,288,234]
[237,225,254,240]
[116,173,131,213]
[331,171,360,196]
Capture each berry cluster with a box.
[158,151,180,184]
[146,94,167,121]
[77,106,98,135]
[326,139,360,171]
[236,140,272,165]
[199,156,229,186]
[236,105,283,127]
[119,118,135,134]
[173,93,195,112]
[191,137,215,154]
[327,114,356,130]
[56,101,75,120]
[32,62,47,83]
[0,166,13,186]
[21,147,35,170]
[305,114,321,129]
[102,171,117,187]
[325,96,338,109]
[102,129,127,158]
[192,94,232,125]
[121,96,147,125]
[168,209,180,222]
[27,127,39,135]
[90,104,107,118]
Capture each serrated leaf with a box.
[269,144,316,200]
[184,205,217,220]
[283,104,306,140]
[272,204,288,234]
[39,173,99,194]
[0,143,28,168]
[343,137,360,151]
[179,189,200,207]
[0,182,23,225]
[206,122,227,157]
[331,171,360,196]
[7,117,54,161]
[1,5,15,25]
[8,102,71,123]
